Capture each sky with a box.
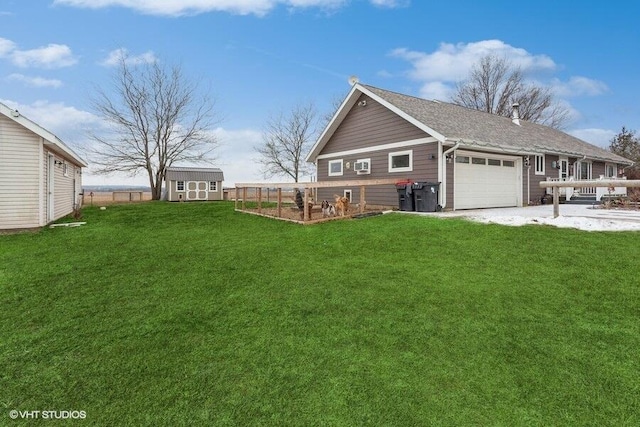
[1,0,639,187]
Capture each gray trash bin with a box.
[395,181,415,211]
[412,182,440,212]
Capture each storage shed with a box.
[165,167,224,201]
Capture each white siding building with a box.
[0,103,88,230]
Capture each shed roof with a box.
[0,102,88,167]
[307,84,632,165]
[165,167,224,182]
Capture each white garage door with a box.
[454,152,520,209]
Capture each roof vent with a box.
[511,103,521,126]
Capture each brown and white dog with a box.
[321,200,336,217]
[333,194,350,217]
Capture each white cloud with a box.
[0,98,104,151]
[369,0,410,7]
[391,40,556,84]
[551,76,609,97]
[417,81,451,101]
[213,127,266,184]
[0,37,16,56]
[11,43,77,68]
[100,48,157,66]
[389,39,612,121]
[53,0,399,16]
[0,38,77,69]
[567,128,616,148]
[7,73,63,88]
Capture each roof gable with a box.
[307,84,632,165]
[0,102,88,167]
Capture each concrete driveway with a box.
[398,204,640,231]
[440,204,640,222]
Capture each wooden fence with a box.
[83,191,153,206]
[234,178,405,224]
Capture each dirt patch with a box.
[238,205,388,223]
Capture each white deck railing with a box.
[545,176,628,200]
[595,176,627,200]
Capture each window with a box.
[328,159,343,176]
[488,159,501,166]
[209,181,217,191]
[535,154,545,175]
[503,160,515,167]
[388,150,413,172]
[455,156,469,164]
[605,163,616,178]
[472,157,486,165]
[177,181,185,191]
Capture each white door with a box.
[454,152,520,209]
[186,181,208,200]
[558,157,569,196]
[575,161,594,194]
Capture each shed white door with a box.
[454,152,520,209]
[186,181,208,201]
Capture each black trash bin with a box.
[395,181,415,211]
[412,182,440,212]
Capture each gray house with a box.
[165,167,224,202]
[0,102,87,230]
[306,83,633,210]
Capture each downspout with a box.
[440,141,461,209]
[526,156,530,205]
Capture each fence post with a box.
[553,186,559,218]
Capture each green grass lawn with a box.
[1,202,638,426]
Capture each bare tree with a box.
[452,55,570,129]
[88,56,219,199]
[255,101,318,182]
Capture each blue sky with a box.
[1,0,639,186]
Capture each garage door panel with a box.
[454,153,519,209]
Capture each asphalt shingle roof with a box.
[363,85,632,164]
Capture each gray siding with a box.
[315,95,439,208]
[322,94,428,153]
[317,145,439,207]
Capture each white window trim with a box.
[604,163,616,178]
[209,181,217,191]
[328,159,344,177]
[534,154,545,175]
[176,180,185,192]
[388,150,413,173]
[344,189,352,202]
[354,158,371,174]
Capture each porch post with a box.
[553,186,559,218]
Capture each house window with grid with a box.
[177,181,185,191]
[209,181,217,191]
[535,155,545,175]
